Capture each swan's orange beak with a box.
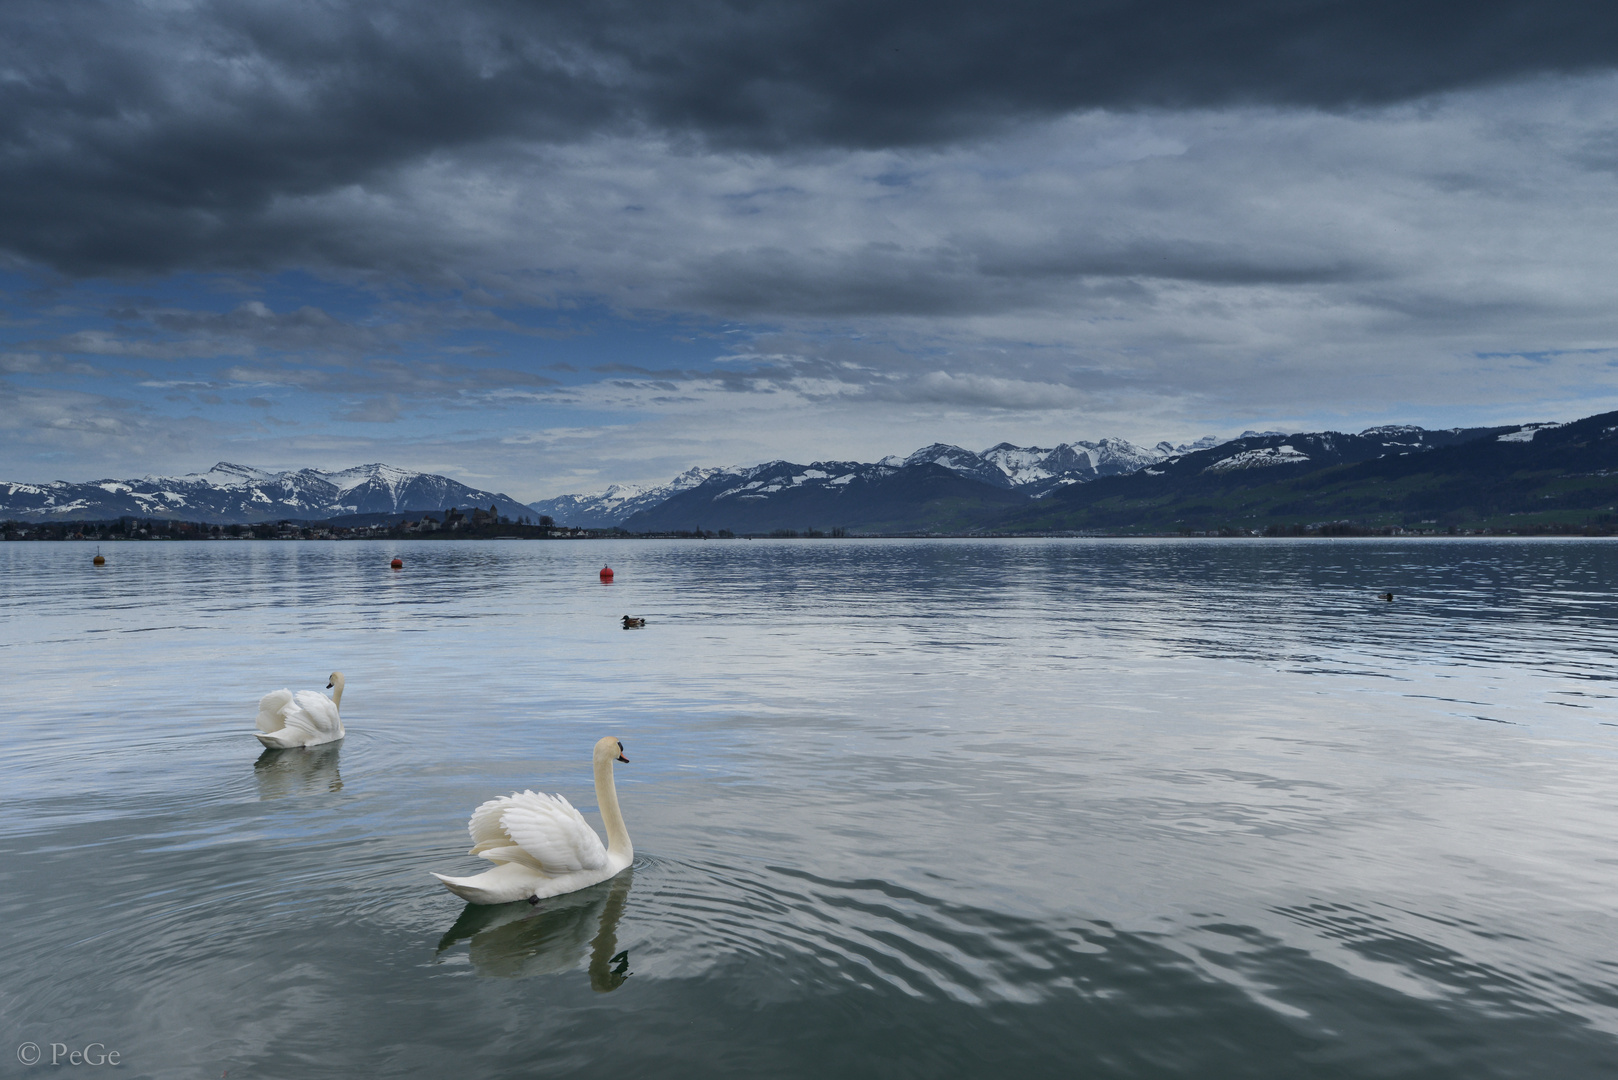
[617,752,630,763]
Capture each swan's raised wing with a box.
[256,689,294,733]
[468,790,607,875]
[502,793,608,873]
[276,690,340,740]
[467,794,517,852]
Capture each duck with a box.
[255,672,345,749]
[432,736,633,905]
[621,616,647,629]
[1378,592,1394,602]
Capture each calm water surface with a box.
[3,538,1618,1078]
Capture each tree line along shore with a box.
[6,515,1615,542]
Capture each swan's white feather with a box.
[472,844,544,870]
[431,863,550,906]
[255,689,295,733]
[464,790,607,874]
[468,795,516,851]
[255,687,343,748]
[501,793,607,873]
[288,690,341,736]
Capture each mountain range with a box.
[528,435,1235,526]
[1006,415,1618,534]
[5,414,1614,533]
[0,462,530,524]
[596,418,1615,535]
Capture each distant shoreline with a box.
[6,520,1614,542]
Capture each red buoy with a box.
[391,557,403,569]
[599,565,614,582]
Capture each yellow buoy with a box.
[93,553,106,566]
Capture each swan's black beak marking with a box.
[617,740,629,763]
[326,682,334,689]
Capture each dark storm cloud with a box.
[2,0,1614,276]
[619,0,1618,145]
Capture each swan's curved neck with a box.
[330,677,344,710]
[594,756,632,860]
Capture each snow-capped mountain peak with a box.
[903,444,1017,488]
[526,465,743,528]
[189,462,279,487]
[912,437,1171,496]
[323,463,418,495]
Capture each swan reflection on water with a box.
[436,871,633,990]
[253,743,343,799]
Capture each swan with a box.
[432,736,632,905]
[255,672,345,749]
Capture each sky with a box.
[4,1,1618,502]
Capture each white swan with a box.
[255,672,345,749]
[432,736,633,905]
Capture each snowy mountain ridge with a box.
[526,466,736,529]
[0,462,531,524]
[543,435,1226,526]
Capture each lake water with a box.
[3,538,1618,1078]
